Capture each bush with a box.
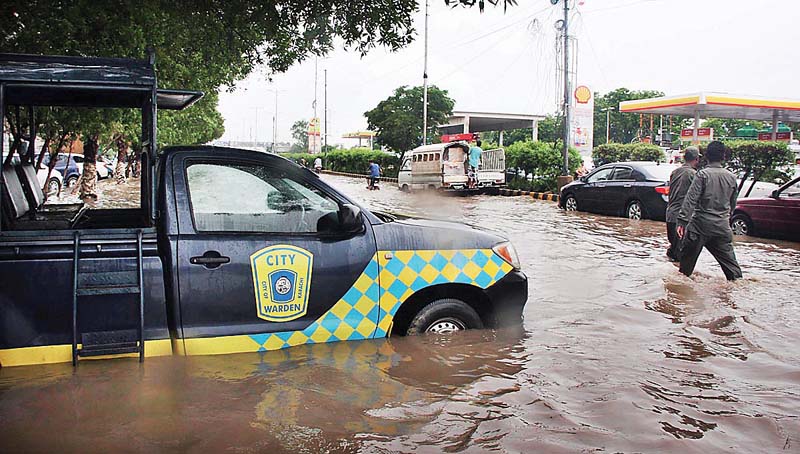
[715,140,794,196]
[505,140,581,192]
[282,148,401,177]
[592,143,665,166]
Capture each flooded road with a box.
[2,175,799,453]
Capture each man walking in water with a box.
[665,146,699,261]
[676,141,742,280]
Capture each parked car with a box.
[2,154,64,195]
[72,154,112,179]
[40,153,81,187]
[560,161,679,221]
[730,175,800,241]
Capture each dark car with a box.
[730,175,800,241]
[41,153,81,187]
[559,161,679,221]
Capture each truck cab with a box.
[0,53,527,367]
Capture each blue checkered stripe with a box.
[245,248,511,352]
[247,258,381,351]
[375,249,512,336]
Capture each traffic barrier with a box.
[320,169,399,183]
[499,188,559,202]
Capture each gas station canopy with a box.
[619,92,800,123]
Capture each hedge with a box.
[592,143,665,166]
[282,147,401,177]
[505,140,582,192]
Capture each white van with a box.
[398,142,505,191]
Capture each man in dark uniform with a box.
[676,141,742,280]
[665,146,699,261]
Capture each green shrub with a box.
[505,140,581,192]
[592,143,665,166]
[282,148,401,177]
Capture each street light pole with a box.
[324,69,328,152]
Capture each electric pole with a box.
[561,0,570,176]
[324,69,328,152]
[422,0,429,146]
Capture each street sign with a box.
[757,132,792,142]
[441,133,478,143]
[680,128,714,142]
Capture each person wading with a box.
[665,146,699,261]
[676,141,742,280]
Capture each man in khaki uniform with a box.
[677,141,742,280]
[665,146,699,261]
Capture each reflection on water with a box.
[2,175,799,453]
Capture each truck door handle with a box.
[623,184,632,188]
[190,251,230,269]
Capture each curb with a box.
[320,169,399,183]
[498,188,559,202]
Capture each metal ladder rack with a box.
[71,230,145,366]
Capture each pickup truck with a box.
[0,53,527,367]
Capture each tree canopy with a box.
[593,88,693,145]
[3,1,513,148]
[290,119,310,152]
[364,85,455,155]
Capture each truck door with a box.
[171,152,379,354]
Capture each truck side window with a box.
[186,163,338,234]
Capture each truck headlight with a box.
[492,242,521,270]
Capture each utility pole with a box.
[422,0,429,146]
[272,90,278,153]
[324,69,328,151]
[601,107,614,144]
[561,0,570,176]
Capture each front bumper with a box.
[485,270,528,327]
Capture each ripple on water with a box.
[1,175,798,453]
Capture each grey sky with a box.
[217,0,800,146]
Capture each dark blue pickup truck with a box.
[0,53,527,367]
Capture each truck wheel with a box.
[400,184,410,192]
[730,213,752,236]
[406,298,483,335]
[66,175,79,188]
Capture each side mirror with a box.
[338,204,363,232]
[770,190,780,199]
[266,191,285,211]
[317,203,364,234]
[580,176,588,182]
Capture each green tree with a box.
[593,88,686,145]
[3,1,514,149]
[364,85,455,156]
[505,140,581,192]
[290,120,309,152]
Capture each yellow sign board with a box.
[250,245,314,322]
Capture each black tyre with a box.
[406,298,483,335]
[626,200,643,220]
[66,175,79,188]
[46,178,61,195]
[730,213,753,236]
[564,194,578,211]
[400,184,410,192]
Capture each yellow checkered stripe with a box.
[375,249,512,336]
[183,248,512,356]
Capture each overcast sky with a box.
[217,0,800,146]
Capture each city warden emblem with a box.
[250,245,313,322]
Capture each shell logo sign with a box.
[574,85,592,104]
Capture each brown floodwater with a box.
[1,175,799,453]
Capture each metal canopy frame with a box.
[619,92,800,142]
[0,52,203,229]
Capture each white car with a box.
[71,154,112,179]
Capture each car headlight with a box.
[492,241,521,270]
